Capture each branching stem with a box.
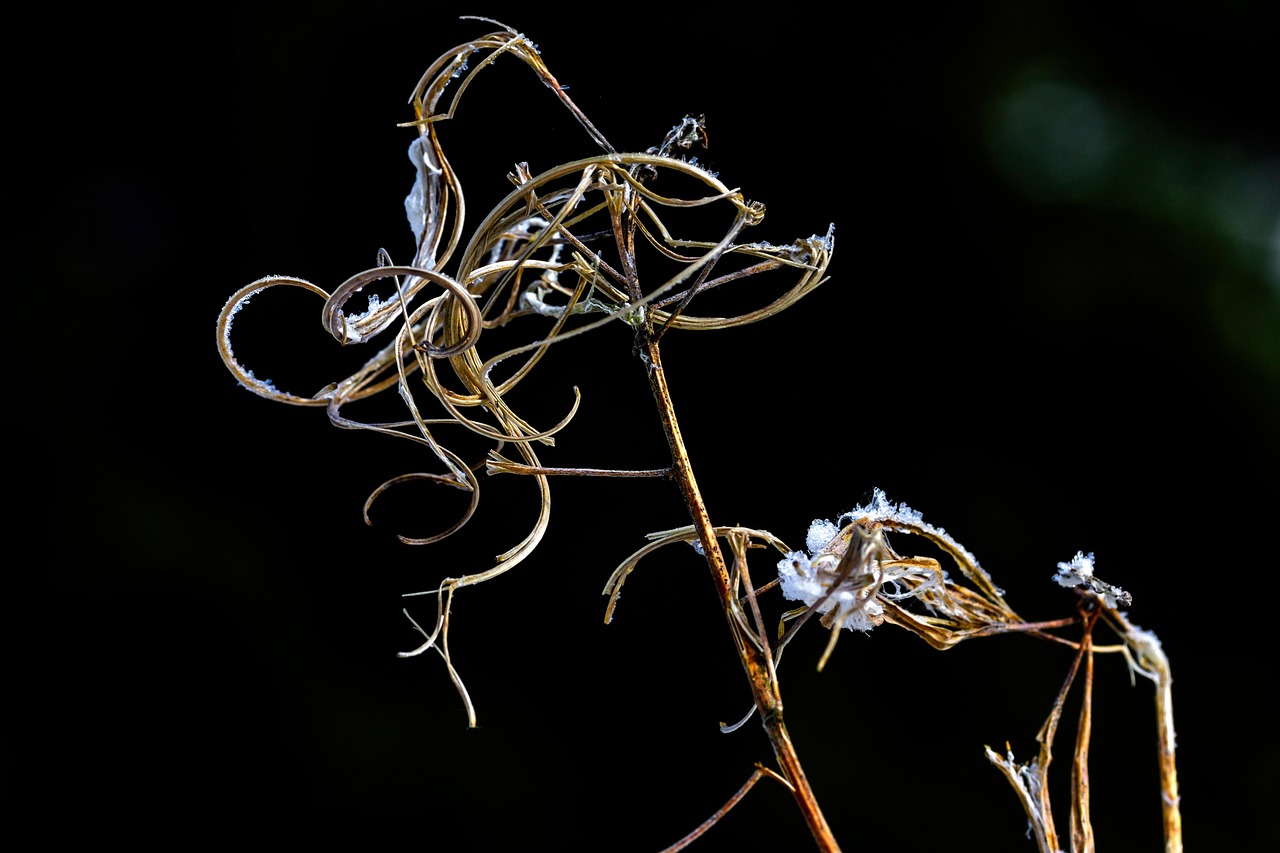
[658,764,794,853]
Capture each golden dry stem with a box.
[216,17,1178,853]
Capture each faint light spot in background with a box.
[987,77,1280,296]
[1271,215,1280,293]
[1207,156,1280,297]
[987,80,1120,203]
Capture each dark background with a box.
[22,2,1277,849]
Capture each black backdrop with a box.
[24,3,1278,850]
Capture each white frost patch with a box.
[1052,550,1131,608]
[777,488,973,632]
[404,137,441,248]
[777,531,884,633]
[778,547,885,632]
[805,519,839,555]
[837,487,924,527]
[1054,550,1097,588]
[839,487,1001,597]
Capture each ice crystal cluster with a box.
[776,520,885,632]
[776,488,945,632]
[1053,550,1132,608]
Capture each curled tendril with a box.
[215,18,835,725]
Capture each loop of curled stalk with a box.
[215,18,833,729]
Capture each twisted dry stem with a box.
[217,17,840,845]
[216,17,1179,852]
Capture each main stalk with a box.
[641,337,841,853]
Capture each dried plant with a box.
[216,18,1182,852]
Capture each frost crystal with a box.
[777,544,885,633]
[776,488,990,634]
[777,510,885,633]
[404,138,442,247]
[838,487,1001,597]
[837,487,924,527]
[805,519,839,555]
[1052,550,1132,608]
[1053,551,1096,588]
